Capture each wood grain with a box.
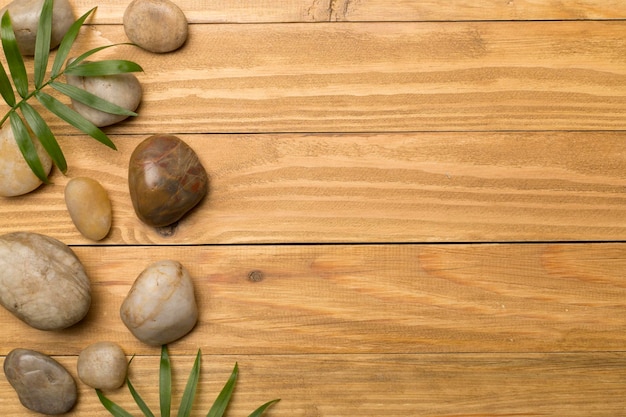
[18,0,626,24]
[1,244,625,356]
[8,21,624,135]
[2,132,625,244]
[1,353,626,416]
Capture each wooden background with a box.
[1,0,626,415]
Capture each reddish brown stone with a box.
[128,135,208,227]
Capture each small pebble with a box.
[78,342,128,390]
[3,348,77,415]
[128,134,208,227]
[0,124,52,197]
[123,0,188,53]
[65,177,112,241]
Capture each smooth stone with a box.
[123,0,188,53]
[0,123,52,197]
[0,0,74,56]
[65,177,112,241]
[128,134,208,227]
[77,342,127,390]
[120,260,198,346]
[66,65,142,127]
[4,348,77,414]
[0,232,91,330]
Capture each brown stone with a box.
[128,134,208,227]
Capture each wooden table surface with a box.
[1,1,626,415]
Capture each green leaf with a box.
[127,378,156,417]
[51,7,97,78]
[65,43,134,70]
[0,61,15,106]
[20,101,67,173]
[206,363,239,417]
[34,0,53,88]
[96,389,136,417]
[1,11,28,98]
[9,111,49,183]
[65,59,144,76]
[247,399,281,417]
[50,81,137,116]
[35,91,117,150]
[177,350,202,417]
[160,345,172,417]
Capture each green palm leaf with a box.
[206,363,239,417]
[177,350,202,417]
[65,59,144,76]
[247,399,281,417]
[1,11,28,98]
[33,0,53,88]
[9,111,49,183]
[50,7,97,78]
[127,378,156,417]
[19,101,66,173]
[50,81,137,116]
[160,345,172,417]
[96,390,135,417]
[0,62,15,106]
[35,91,116,149]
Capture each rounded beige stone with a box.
[64,177,112,241]
[0,124,52,197]
[123,0,188,53]
[66,65,142,127]
[0,0,75,55]
[77,342,127,390]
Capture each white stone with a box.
[120,260,198,346]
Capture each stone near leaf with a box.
[128,134,208,227]
[0,232,91,330]
[123,0,188,53]
[4,348,77,414]
[0,0,75,56]
[0,123,52,197]
[66,67,142,127]
[120,260,198,346]
[77,342,128,390]
[64,177,112,241]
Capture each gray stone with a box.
[0,232,91,330]
[123,0,188,53]
[4,348,77,414]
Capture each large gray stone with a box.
[0,232,91,330]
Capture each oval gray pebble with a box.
[3,348,77,415]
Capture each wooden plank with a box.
[24,0,626,24]
[2,352,626,416]
[1,244,625,356]
[33,21,624,135]
[2,132,626,244]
